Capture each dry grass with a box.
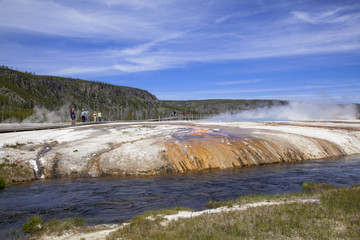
[107,183,360,240]
[22,216,86,237]
[0,159,34,186]
[21,183,360,239]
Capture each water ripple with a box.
[1,155,360,239]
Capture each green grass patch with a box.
[132,207,192,219]
[22,215,86,237]
[107,183,360,240]
[4,142,26,149]
[46,217,86,235]
[0,176,7,188]
[321,185,360,215]
[108,207,193,239]
[0,162,34,185]
[302,181,335,192]
[22,215,44,235]
[206,192,307,209]
[129,207,193,225]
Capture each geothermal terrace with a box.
[0,120,360,182]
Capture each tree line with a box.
[0,66,288,123]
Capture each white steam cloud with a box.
[211,101,360,121]
[22,105,71,123]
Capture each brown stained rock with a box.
[0,121,359,181]
[163,126,351,173]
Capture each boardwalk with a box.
[0,114,217,133]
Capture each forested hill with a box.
[160,99,288,115]
[0,66,159,122]
[0,66,287,122]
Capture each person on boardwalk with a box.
[93,111,97,122]
[98,112,102,122]
[81,109,86,122]
[85,109,89,122]
[70,107,76,125]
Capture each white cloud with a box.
[290,5,360,25]
[156,82,360,99]
[113,53,189,73]
[203,83,360,94]
[291,11,317,24]
[0,0,104,37]
[215,11,244,24]
[102,0,161,7]
[52,66,113,76]
[210,79,264,86]
[1,0,360,76]
[155,83,360,101]
[0,0,187,40]
[120,32,186,56]
[110,3,360,73]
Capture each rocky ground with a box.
[0,120,360,184]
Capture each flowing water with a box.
[1,155,360,239]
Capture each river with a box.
[1,154,360,239]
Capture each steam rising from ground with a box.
[23,105,70,123]
[6,101,360,123]
[211,102,360,121]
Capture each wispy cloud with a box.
[120,32,186,56]
[110,1,360,73]
[291,11,318,24]
[102,0,169,9]
[0,0,116,38]
[291,8,355,25]
[194,82,360,95]
[290,3,360,25]
[0,0,193,41]
[155,82,360,101]
[52,66,113,76]
[210,79,264,86]
[1,0,360,77]
[215,11,251,24]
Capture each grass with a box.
[0,176,7,188]
[4,142,27,149]
[22,215,43,235]
[22,215,86,237]
[126,207,193,233]
[107,183,360,240]
[0,161,34,186]
[206,192,309,209]
[130,207,193,221]
[21,209,193,238]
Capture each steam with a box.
[22,105,71,123]
[7,101,360,123]
[211,101,360,121]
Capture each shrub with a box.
[206,200,234,209]
[301,181,315,191]
[22,215,86,237]
[70,217,86,227]
[0,176,6,188]
[22,215,44,235]
[302,182,333,192]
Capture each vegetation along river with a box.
[1,154,360,239]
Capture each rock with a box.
[0,121,359,182]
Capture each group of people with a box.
[70,107,102,125]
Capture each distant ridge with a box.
[0,66,287,122]
[0,66,160,122]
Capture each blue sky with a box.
[0,0,360,102]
